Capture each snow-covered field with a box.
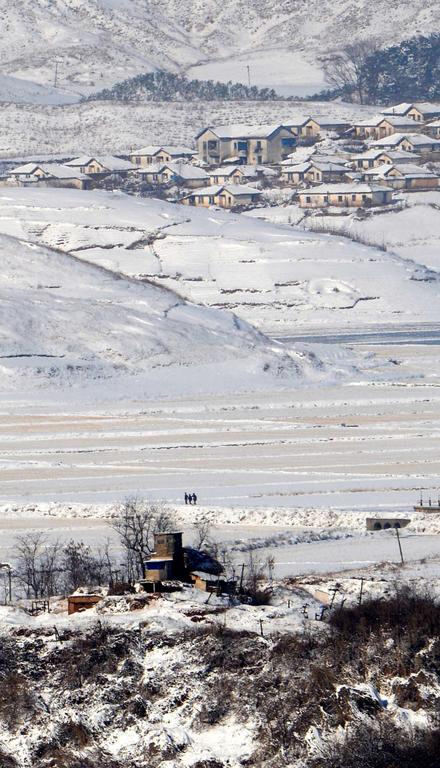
[0,184,438,580]
[1,187,439,337]
[0,99,377,159]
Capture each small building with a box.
[350,148,422,169]
[65,155,136,176]
[297,183,394,208]
[129,145,197,167]
[190,570,236,594]
[368,133,440,158]
[144,531,186,583]
[138,161,209,188]
[182,184,262,208]
[9,162,90,189]
[286,117,321,140]
[190,570,221,592]
[425,119,440,139]
[382,102,440,123]
[281,160,348,186]
[352,115,420,140]
[209,164,276,185]
[196,124,296,165]
[363,163,438,191]
[68,593,103,614]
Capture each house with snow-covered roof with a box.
[209,165,277,185]
[65,155,137,176]
[9,162,90,189]
[297,183,394,209]
[425,119,440,139]
[382,103,440,123]
[352,115,421,140]
[368,133,440,157]
[362,163,439,191]
[195,124,296,165]
[182,184,262,209]
[129,145,197,167]
[285,117,321,140]
[137,162,209,188]
[350,148,422,170]
[281,160,348,186]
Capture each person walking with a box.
[192,493,197,505]
[184,492,189,505]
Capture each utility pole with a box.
[239,563,245,593]
[247,65,251,87]
[395,527,404,565]
[358,577,364,607]
[54,61,59,89]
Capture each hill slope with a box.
[1,188,439,337]
[0,232,302,401]
[1,0,438,98]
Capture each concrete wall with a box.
[366,518,410,531]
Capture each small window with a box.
[351,194,356,201]
[305,196,311,203]
[362,194,367,201]
[338,195,343,202]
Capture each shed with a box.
[68,594,103,615]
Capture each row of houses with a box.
[6,101,440,210]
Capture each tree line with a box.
[86,69,279,102]
[315,34,440,104]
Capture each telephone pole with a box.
[54,61,59,89]
[247,65,251,87]
[395,527,404,565]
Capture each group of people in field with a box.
[184,492,197,505]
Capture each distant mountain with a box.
[0,0,438,101]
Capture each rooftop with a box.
[197,123,289,140]
[300,183,393,194]
[131,145,195,156]
[66,155,136,171]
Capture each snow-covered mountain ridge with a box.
[1,0,438,101]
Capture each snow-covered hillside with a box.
[0,231,303,400]
[1,188,439,336]
[0,99,378,159]
[1,0,438,98]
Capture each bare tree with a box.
[193,515,213,550]
[61,539,115,592]
[322,40,378,103]
[15,533,61,599]
[111,497,176,580]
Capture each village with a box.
[4,100,440,215]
